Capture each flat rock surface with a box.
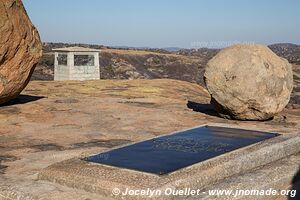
[0,79,299,199]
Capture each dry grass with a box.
[101,49,201,62]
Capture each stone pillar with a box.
[54,52,58,81]
[67,52,74,79]
[94,52,100,79]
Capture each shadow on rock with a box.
[289,166,300,199]
[0,95,45,107]
[187,100,219,117]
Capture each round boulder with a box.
[0,0,42,104]
[204,44,293,120]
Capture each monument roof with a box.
[52,46,101,52]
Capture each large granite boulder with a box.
[0,0,42,104]
[204,44,293,120]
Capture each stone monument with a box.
[53,46,100,81]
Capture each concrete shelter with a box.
[53,46,101,81]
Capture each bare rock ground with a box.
[0,79,299,199]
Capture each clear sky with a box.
[23,0,300,48]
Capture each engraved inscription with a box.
[85,126,277,175]
[152,138,234,153]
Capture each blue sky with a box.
[23,0,300,48]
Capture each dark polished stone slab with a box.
[84,126,278,175]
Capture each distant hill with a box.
[33,42,300,83]
[268,43,300,64]
[32,42,300,108]
[32,45,208,85]
[162,47,184,52]
[43,42,171,54]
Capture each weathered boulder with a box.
[204,44,293,120]
[0,0,42,104]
